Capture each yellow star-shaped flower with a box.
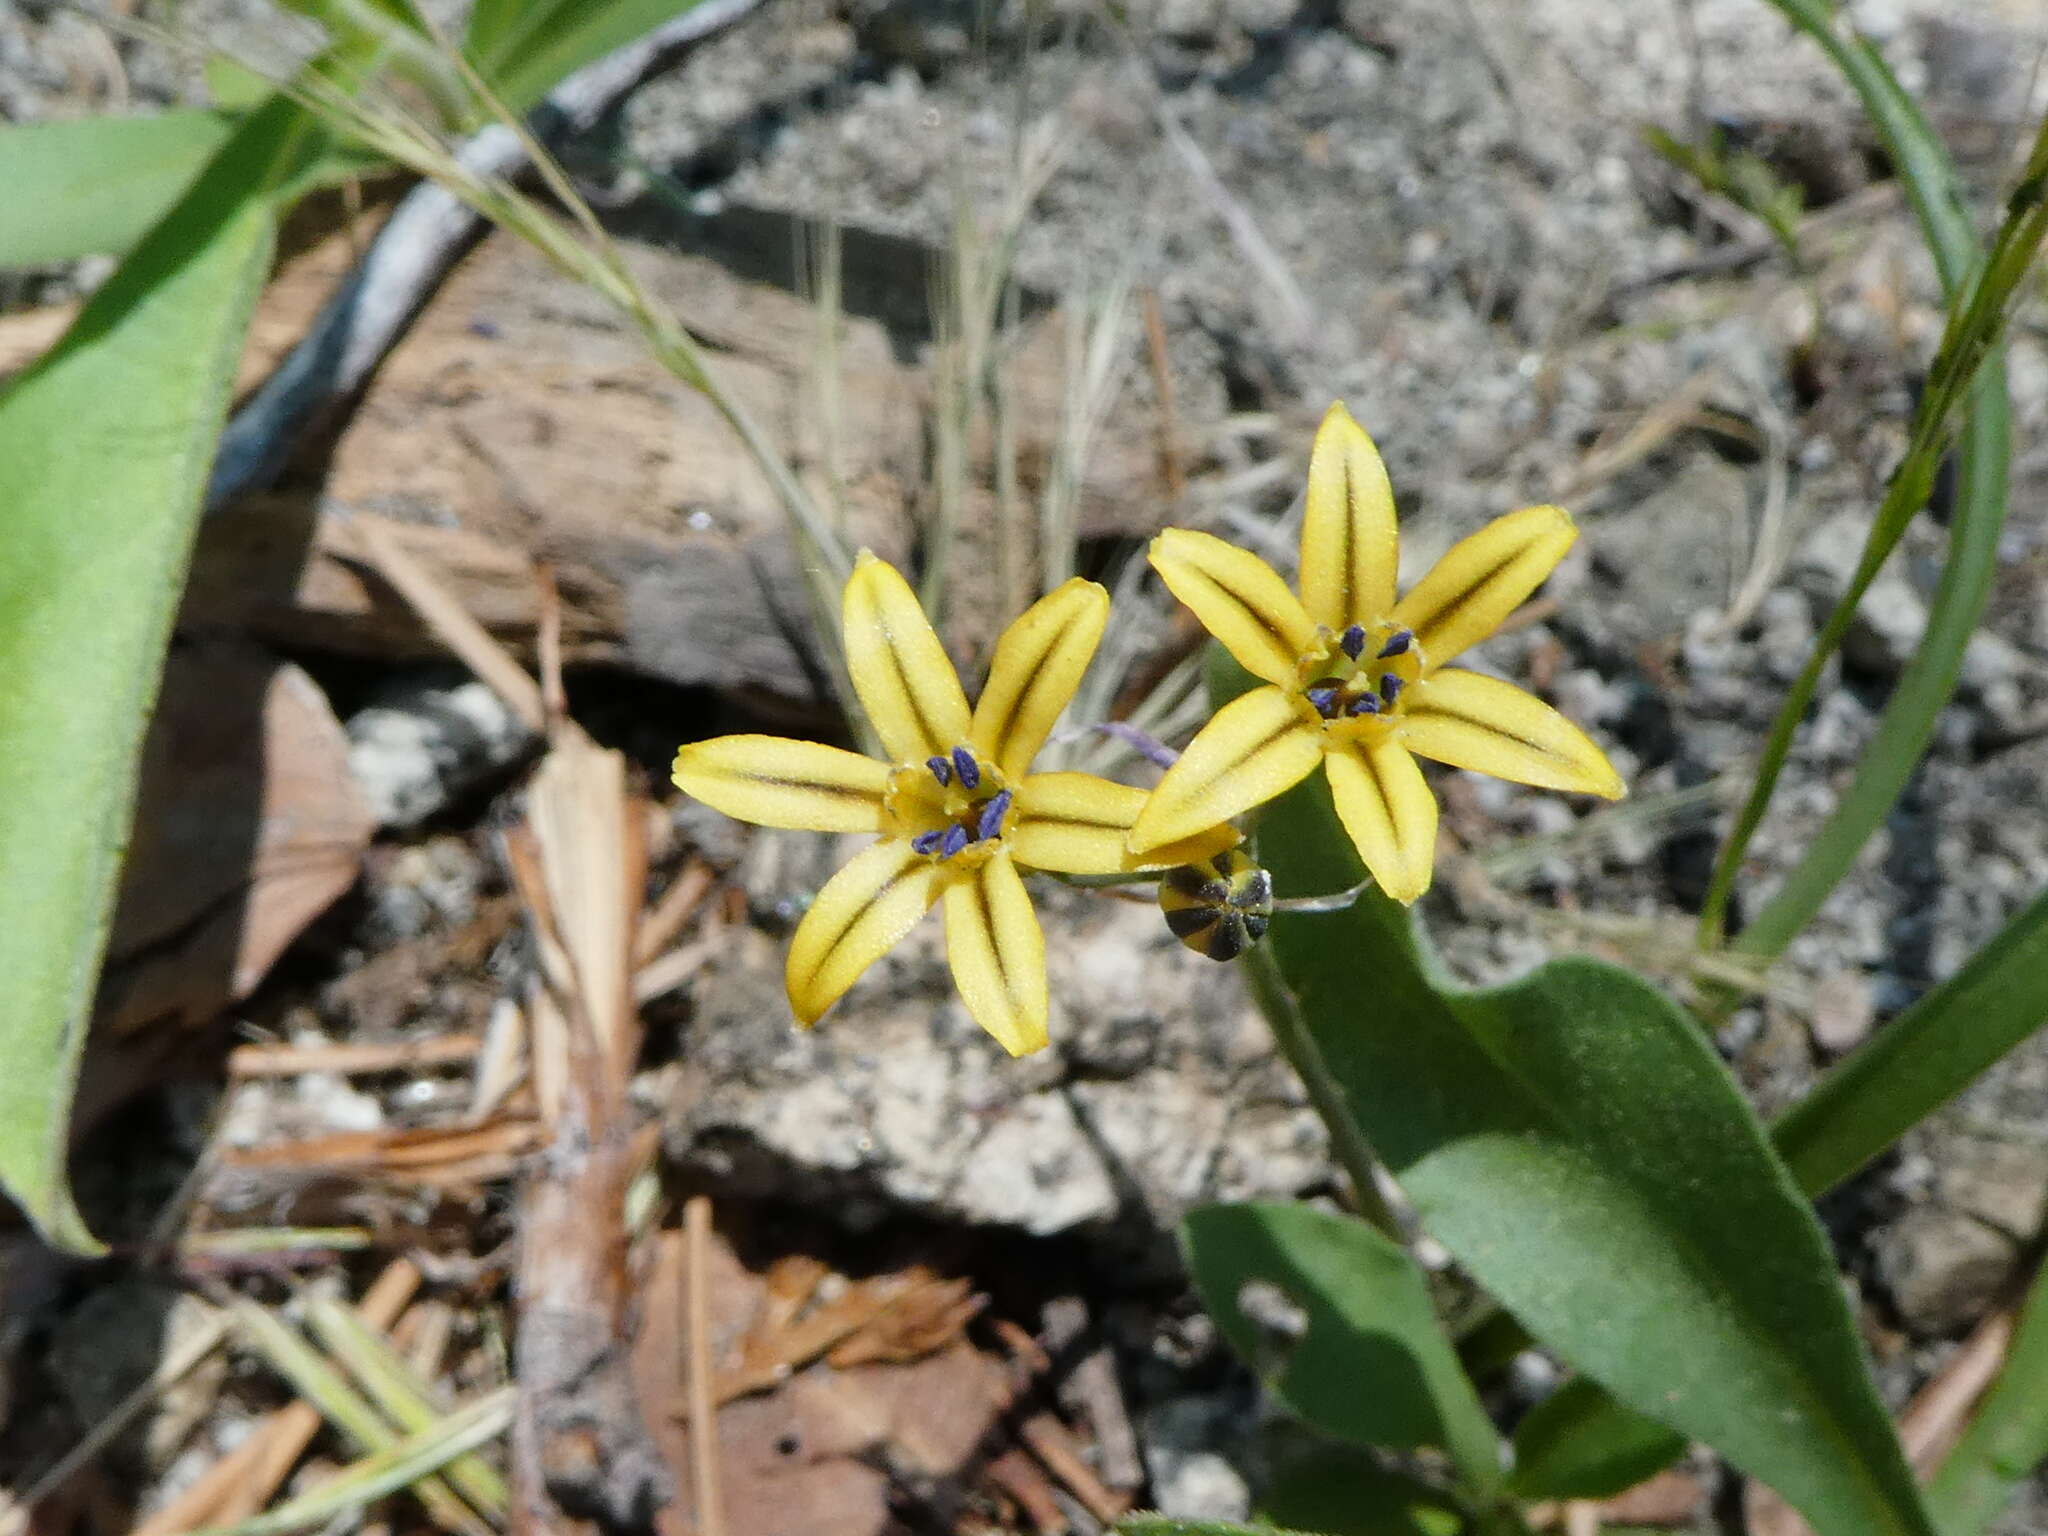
[674,552,1234,1055]
[1127,402,1624,903]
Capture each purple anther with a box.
[976,790,1013,841]
[939,823,971,859]
[1379,673,1403,706]
[927,754,953,787]
[951,746,980,790]
[1346,693,1382,717]
[1092,721,1181,769]
[911,829,944,856]
[1305,685,1341,717]
[1339,624,1367,661]
[1377,629,1413,659]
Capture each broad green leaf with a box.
[1114,1520,1321,1536]
[1926,1255,2048,1535]
[1512,879,2048,1499]
[466,0,709,114]
[1532,1,2038,1482]
[0,101,306,1248]
[0,111,237,266]
[1183,1202,1501,1495]
[1257,1443,1463,1536]
[1253,761,1933,1536]
[1507,1378,1686,1499]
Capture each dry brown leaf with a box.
[96,642,374,1038]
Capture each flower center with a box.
[884,745,1014,866]
[1295,621,1423,735]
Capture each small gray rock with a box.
[664,882,1326,1264]
[1873,1206,2019,1336]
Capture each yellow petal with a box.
[671,736,887,832]
[1149,528,1317,687]
[1127,686,1323,853]
[970,577,1109,781]
[785,837,945,1024]
[1391,504,1577,668]
[1011,772,1239,876]
[843,550,972,765]
[1325,737,1439,905]
[1400,668,1625,799]
[943,852,1048,1056]
[1299,401,1399,632]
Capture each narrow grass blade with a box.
[302,1295,508,1515]
[1773,883,2048,1196]
[466,0,713,113]
[1925,1257,2048,1535]
[231,1299,488,1534]
[194,1388,514,1536]
[1701,2,2044,947]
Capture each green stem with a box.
[1242,941,1401,1240]
[1698,2,2048,949]
[1925,1251,2048,1535]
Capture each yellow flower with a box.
[673,552,1235,1055]
[1127,402,1624,904]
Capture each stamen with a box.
[1346,693,1381,717]
[1379,673,1403,705]
[911,829,944,856]
[939,823,971,859]
[1377,629,1412,659]
[1339,624,1367,661]
[1305,685,1341,718]
[951,746,980,790]
[976,790,1013,842]
[926,754,953,787]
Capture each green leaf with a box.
[1773,881,2048,1208]
[1507,1379,1687,1499]
[1182,1202,1501,1495]
[1507,878,2048,1499]
[466,0,709,113]
[1257,1443,1464,1536]
[1253,766,1933,1536]
[195,1387,513,1536]
[274,0,472,128]
[1925,1255,2048,1535]
[0,110,238,266]
[0,101,306,1249]
[1702,1,2037,950]
[1115,1519,1323,1536]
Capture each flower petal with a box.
[1400,668,1625,799]
[843,550,972,765]
[1391,504,1577,668]
[1325,737,1439,905]
[969,577,1109,780]
[1149,528,1318,687]
[671,736,887,832]
[785,837,945,1024]
[943,852,1048,1056]
[1011,772,1239,875]
[1127,686,1323,853]
[1299,401,1399,632]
